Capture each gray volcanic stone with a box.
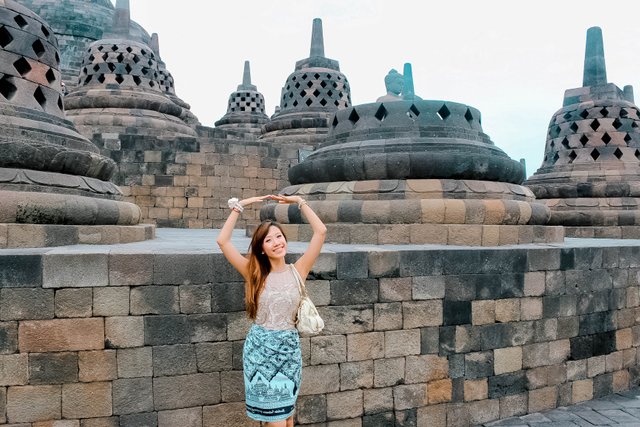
[29,352,78,384]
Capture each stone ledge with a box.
[565,226,640,239]
[0,224,155,249]
[275,224,564,246]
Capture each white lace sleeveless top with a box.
[255,267,302,330]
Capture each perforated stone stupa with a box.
[63,0,197,139]
[19,0,150,88]
[260,18,351,145]
[0,0,149,248]
[524,27,640,238]
[215,60,268,135]
[262,66,561,245]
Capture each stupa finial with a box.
[150,33,160,57]
[237,60,257,91]
[310,18,325,58]
[583,26,607,87]
[113,0,131,37]
[402,63,415,100]
[623,85,635,103]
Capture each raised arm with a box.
[216,196,269,279]
[271,195,327,278]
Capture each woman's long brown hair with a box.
[245,220,287,319]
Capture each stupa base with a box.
[0,223,155,248]
[248,223,564,246]
[564,226,640,239]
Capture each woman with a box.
[216,194,327,427]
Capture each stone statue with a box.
[376,69,403,102]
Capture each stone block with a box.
[347,332,384,363]
[523,272,546,296]
[318,306,373,335]
[108,253,153,286]
[617,328,633,350]
[528,385,557,412]
[421,327,439,355]
[153,344,197,377]
[0,354,28,386]
[154,253,214,285]
[443,300,471,326]
[567,359,587,381]
[54,288,92,318]
[412,276,445,300]
[29,353,78,385]
[130,286,179,315]
[203,402,258,427]
[468,399,499,425]
[78,350,116,382]
[374,357,405,388]
[606,351,624,372]
[0,289,54,321]
[80,417,119,427]
[336,252,368,279]
[61,382,111,419]
[572,378,593,403]
[189,313,227,342]
[300,364,340,395]
[6,385,61,423]
[522,342,549,369]
[495,299,520,323]
[405,355,448,384]
[472,300,495,325]
[494,346,522,375]
[417,403,446,427]
[105,316,144,348]
[0,322,17,354]
[310,335,346,365]
[158,407,202,427]
[368,251,399,278]
[43,253,108,288]
[180,284,212,314]
[340,360,373,391]
[326,389,363,420]
[385,329,420,357]
[117,347,152,378]
[373,303,402,331]
[488,371,526,399]
[465,351,493,379]
[297,394,327,424]
[464,378,488,401]
[220,370,244,402]
[119,412,158,427]
[399,250,443,277]
[112,377,154,415]
[330,279,378,305]
[211,282,244,313]
[549,339,570,364]
[19,318,103,352]
[393,383,427,410]
[195,342,233,372]
[0,255,42,288]
[499,392,527,418]
[34,420,81,427]
[363,387,393,415]
[379,277,412,302]
[612,369,629,392]
[307,280,331,307]
[403,300,443,328]
[520,297,543,321]
[427,379,452,404]
[144,315,190,345]
[93,287,129,317]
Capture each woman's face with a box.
[262,225,287,260]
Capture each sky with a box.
[125,0,640,179]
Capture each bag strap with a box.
[289,264,308,298]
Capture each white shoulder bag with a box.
[289,264,324,335]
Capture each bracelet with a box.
[298,199,308,209]
[228,197,244,213]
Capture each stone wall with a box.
[97,127,309,229]
[1,241,640,426]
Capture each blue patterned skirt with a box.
[243,324,302,422]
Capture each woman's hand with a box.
[268,194,303,205]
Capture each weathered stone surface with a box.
[61,382,111,419]
[195,342,233,372]
[180,284,212,314]
[300,364,340,395]
[117,347,152,378]
[43,254,108,288]
[153,373,221,410]
[144,315,190,345]
[0,322,18,354]
[346,332,384,362]
[326,389,363,420]
[6,385,61,423]
[374,357,405,388]
[93,287,129,316]
[109,253,153,287]
[0,354,28,386]
[130,286,179,315]
[78,350,117,382]
[55,289,92,318]
[158,407,203,427]
[297,394,327,424]
[0,289,54,321]
[153,344,197,377]
[105,316,144,348]
[310,335,346,365]
[203,402,258,427]
[19,319,104,352]
[112,378,153,415]
[340,360,373,391]
[29,353,78,385]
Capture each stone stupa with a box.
[524,27,640,238]
[215,60,268,136]
[261,65,562,245]
[0,0,150,248]
[260,18,351,146]
[63,0,197,140]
